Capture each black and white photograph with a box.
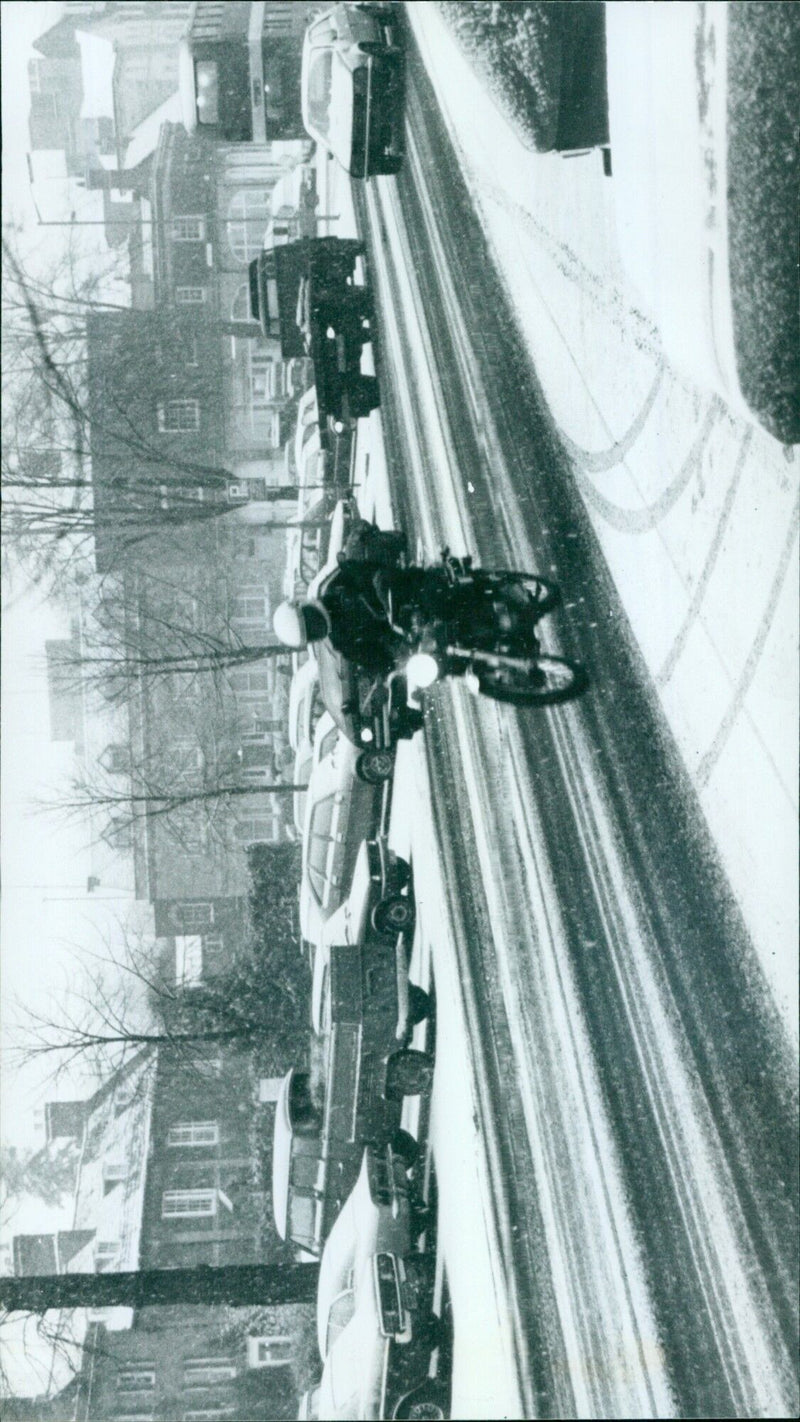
[1,2,797,1418]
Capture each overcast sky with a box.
[1,3,150,1157]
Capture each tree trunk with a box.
[0,1262,318,1313]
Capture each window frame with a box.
[162,1189,217,1219]
[157,398,201,433]
[172,216,206,242]
[175,286,207,305]
[166,1121,220,1148]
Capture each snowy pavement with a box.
[407,3,798,1047]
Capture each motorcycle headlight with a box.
[406,652,439,689]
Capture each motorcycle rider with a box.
[273,555,428,671]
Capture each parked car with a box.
[312,836,425,1038]
[315,1148,446,1420]
[299,424,334,496]
[293,735,315,841]
[301,3,405,178]
[289,658,325,754]
[296,385,321,476]
[272,937,434,1260]
[299,711,390,946]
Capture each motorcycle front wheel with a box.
[475,654,588,707]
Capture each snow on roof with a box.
[123,90,182,171]
[77,30,115,120]
[71,1051,157,1277]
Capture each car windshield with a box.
[325,1288,356,1355]
[315,639,357,739]
[322,1310,385,1416]
[306,50,333,136]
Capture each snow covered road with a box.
[350,42,797,1416]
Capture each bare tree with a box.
[2,238,300,589]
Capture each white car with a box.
[295,385,321,476]
[315,1148,446,1421]
[293,735,315,841]
[299,712,389,945]
[301,3,405,179]
[289,658,324,754]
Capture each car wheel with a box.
[407,985,431,1025]
[381,154,403,175]
[398,706,425,737]
[393,1381,449,1421]
[356,746,394,784]
[388,855,411,891]
[372,892,414,939]
[385,1048,434,1101]
[348,373,380,418]
[389,1127,418,1169]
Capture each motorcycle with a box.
[312,536,587,785]
[380,550,588,710]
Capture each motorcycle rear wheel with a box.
[476,655,587,707]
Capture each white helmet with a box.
[273,599,330,648]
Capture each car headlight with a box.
[406,652,439,689]
[360,726,374,743]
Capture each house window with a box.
[94,1241,121,1271]
[162,1189,217,1218]
[228,669,270,695]
[102,1162,126,1193]
[176,286,207,304]
[167,1122,220,1148]
[233,816,276,845]
[117,1369,156,1391]
[180,902,214,931]
[173,216,205,241]
[186,335,199,367]
[247,1335,292,1368]
[184,1360,237,1386]
[226,190,272,264]
[230,587,269,632]
[196,1051,223,1079]
[157,399,200,433]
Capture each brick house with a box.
[11,1052,306,1420]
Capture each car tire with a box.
[393,1381,449,1421]
[381,155,403,175]
[348,374,380,418]
[356,746,394,784]
[372,892,414,939]
[388,855,411,892]
[407,985,431,1025]
[398,706,425,737]
[390,1128,418,1169]
[385,1048,434,1101]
